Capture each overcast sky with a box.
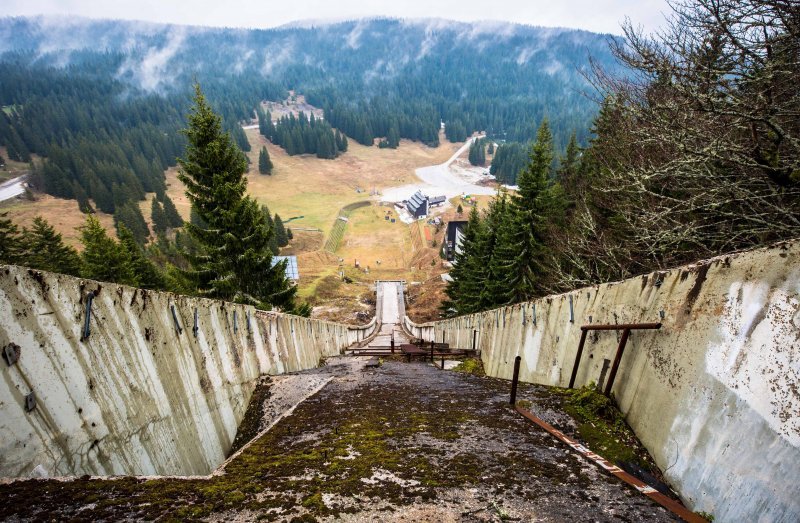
[3,0,673,35]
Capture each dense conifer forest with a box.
[0,17,615,209]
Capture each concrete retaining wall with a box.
[406,240,800,522]
[0,265,372,478]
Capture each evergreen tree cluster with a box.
[150,194,184,235]
[468,138,488,167]
[0,56,187,214]
[0,212,81,276]
[259,205,289,255]
[446,1,800,317]
[445,120,468,143]
[0,86,302,314]
[323,102,439,147]
[258,146,273,175]
[258,109,346,159]
[490,142,531,185]
[0,211,165,289]
[443,121,565,315]
[0,18,615,206]
[377,126,400,149]
[114,202,150,245]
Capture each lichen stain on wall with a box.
[707,276,800,447]
[0,265,375,479]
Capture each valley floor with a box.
[0,357,678,522]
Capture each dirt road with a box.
[0,175,27,203]
[381,136,499,202]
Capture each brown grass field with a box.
[0,146,33,182]
[1,194,115,249]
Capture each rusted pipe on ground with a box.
[515,405,706,523]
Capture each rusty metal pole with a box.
[568,329,589,389]
[596,359,611,393]
[604,328,631,396]
[510,355,521,405]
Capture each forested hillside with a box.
[0,17,616,205]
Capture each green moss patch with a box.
[452,357,485,376]
[561,386,659,473]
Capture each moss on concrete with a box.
[452,357,485,376]
[0,362,677,522]
[562,386,658,473]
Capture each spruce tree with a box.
[114,202,150,245]
[80,215,137,285]
[442,205,485,315]
[177,85,296,310]
[557,132,580,190]
[21,217,81,276]
[387,126,400,148]
[258,146,273,175]
[151,198,168,235]
[0,211,22,264]
[161,195,184,228]
[261,205,280,255]
[504,119,561,301]
[274,214,289,247]
[118,225,165,289]
[73,182,93,213]
[483,193,519,307]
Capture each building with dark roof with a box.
[428,195,447,207]
[405,191,448,219]
[406,190,429,219]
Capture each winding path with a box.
[381,136,499,202]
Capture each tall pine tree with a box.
[21,217,81,276]
[258,146,273,175]
[177,85,297,310]
[442,205,486,315]
[151,198,168,235]
[504,119,562,301]
[118,225,165,289]
[161,195,184,228]
[274,214,289,247]
[80,215,137,285]
[0,211,22,265]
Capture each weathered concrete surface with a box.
[0,358,679,522]
[406,240,800,522]
[0,265,374,478]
